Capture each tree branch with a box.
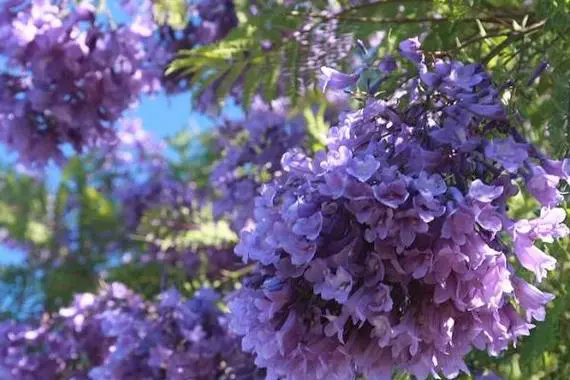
[482,19,546,66]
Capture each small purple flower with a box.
[468,179,504,203]
[373,179,409,208]
[527,60,549,86]
[323,145,353,169]
[306,262,354,303]
[401,249,432,279]
[319,170,349,199]
[414,172,447,199]
[531,207,569,242]
[512,233,556,283]
[346,154,380,182]
[441,208,475,246]
[512,277,555,322]
[419,59,450,87]
[292,211,323,241]
[540,158,570,180]
[399,37,423,64]
[445,62,487,91]
[274,222,317,265]
[395,209,429,248]
[464,102,506,120]
[484,137,529,173]
[345,284,393,323]
[526,165,562,206]
[282,148,314,175]
[367,284,394,313]
[321,67,360,91]
[475,205,503,232]
[378,55,397,73]
[369,315,392,347]
[413,194,446,223]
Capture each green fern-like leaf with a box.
[263,58,282,102]
[286,40,302,105]
[216,60,248,102]
[242,64,262,108]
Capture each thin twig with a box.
[453,31,511,53]
[311,14,509,26]
[482,19,546,65]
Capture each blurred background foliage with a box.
[1,0,570,379]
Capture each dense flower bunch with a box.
[0,283,260,380]
[88,287,262,380]
[228,37,570,379]
[0,283,145,379]
[0,0,237,166]
[0,1,161,165]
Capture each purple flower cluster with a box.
[117,173,195,233]
[0,0,238,166]
[0,283,260,380]
[228,38,570,379]
[0,0,163,165]
[91,118,196,232]
[0,283,145,379]
[88,287,261,380]
[211,96,307,232]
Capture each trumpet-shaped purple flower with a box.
[510,208,568,282]
[484,137,529,173]
[399,38,423,64]
[468,179,504,203]
[526,165,563,206]
[321,67,360,91]
[512,277,555,322]
[373,179,410,208]
[346,154,381,182]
